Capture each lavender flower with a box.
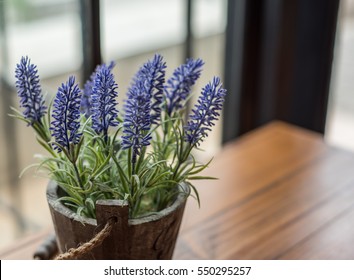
[131,54,166,124]
[15,56,46,125]
[81,61,115,118]
[122,81,152,165]
[51,76,82,153]
[80,83,93,118]
[91,64,119,140]
[184,77,226,146]
[165,58,204,116]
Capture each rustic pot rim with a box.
[46,180,189,226]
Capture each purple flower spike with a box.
[81,61,115,118]
[165,58,204,116]
[15,56,46,125]
[122,82,152,164]
[184,77,226,146]
[132,54,166,124]
[51,76,82,153]
[91,64,119,139]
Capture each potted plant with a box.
[11,54,226,259]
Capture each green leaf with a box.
[189,157,214,175]
[19,163,40,178]
[91,152,112,178]
[36,136,56,157]
[49,169,79,185]
[187,176,218,180]
[57,195,84,206]
[186,182,200,208]
[73,136,85,162]
[49,141,71,161]
[113,162,129,194]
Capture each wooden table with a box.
[1,121,354,260]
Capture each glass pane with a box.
[0,0,82,251]
[326,0,354,151]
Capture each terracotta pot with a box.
[46,181,188,259]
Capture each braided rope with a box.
[55,218,115,260]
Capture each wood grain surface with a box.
[2,121,354,260]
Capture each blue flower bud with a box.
[185,77,226,146]
[15,56,46,125]
[91,64,119,138]
[165,58,204,116]
[132,54,166,124]
[122,81,152,164]
[51,76,82,153]
[80,61,115,118]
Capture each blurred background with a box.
[0,0,353,251]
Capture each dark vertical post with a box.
[222,0,249,142]
[184,0,193,120]
[222,0,340,143]
[277,0,339,133]
[80,0,102,82]
[185,0,193,60]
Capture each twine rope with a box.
[55,218,115,260]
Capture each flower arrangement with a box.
[12,54,226,219]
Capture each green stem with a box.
[68,145,84,191]
[72,161,84,190]
[172,144,193,181]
